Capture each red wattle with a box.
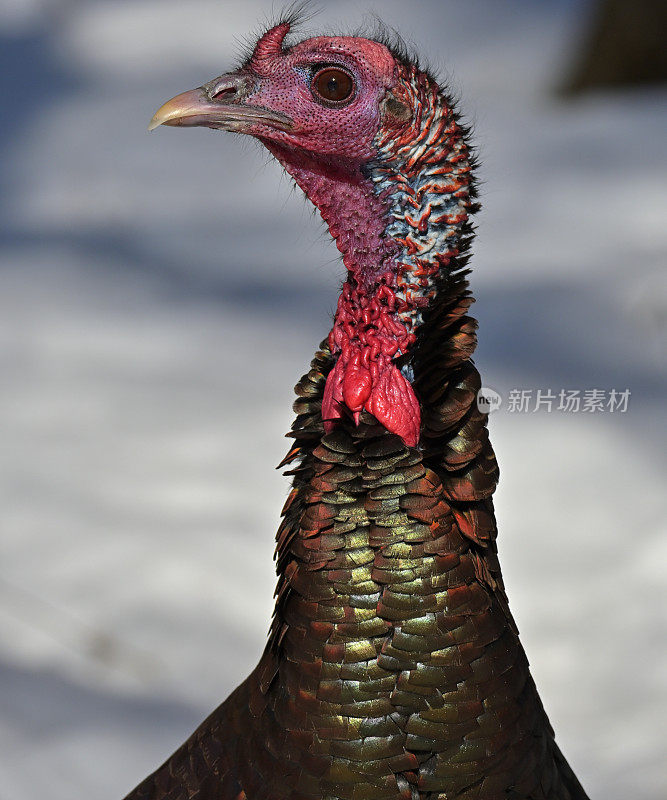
[322,272,424,446]
[323,350,420,446]
[342,354,372,412]
[368,362,420,447]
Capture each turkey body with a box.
[126,326,588,800]
[126,15,590,800]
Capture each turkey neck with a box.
[265,64,478,447]
[264,63,497,657]
[248,69,543,792]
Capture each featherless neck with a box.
[268,64,477,446]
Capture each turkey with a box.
[125,13,590,800]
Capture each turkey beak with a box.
[148,75,293,133]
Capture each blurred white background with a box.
[0,1,665,798]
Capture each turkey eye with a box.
[312,67,355,105]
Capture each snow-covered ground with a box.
[0,1,665,798]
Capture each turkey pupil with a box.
[315,69,352,103]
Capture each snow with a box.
[0,1,665,798]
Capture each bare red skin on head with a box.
[244,26,422,446]
[246,32,396,159]
[249,22,291,73]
